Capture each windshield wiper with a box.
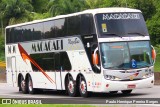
[103,33,122,38]
[127,33,145,36]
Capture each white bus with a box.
[5,8,156,97]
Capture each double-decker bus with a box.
[5,8,156,97]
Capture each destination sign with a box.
[103,13,140,20]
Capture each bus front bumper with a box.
[101,76,154,92]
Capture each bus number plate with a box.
[127,84,136,89]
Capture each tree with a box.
[0,0,33,25]
[112,0,156,20]
[48,0,84,16]
[146,0,160,45]
[84,0,112,9]
[27,0,49,13]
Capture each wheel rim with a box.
[28,79,33,92]
[80,81,86,94]
[21,80,25,91]
[68,80,74,94]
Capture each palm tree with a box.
[27,0,49,13]
[84,0,112,9]
[0,0,33,25]
[48,0,83,16]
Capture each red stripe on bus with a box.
[18,43,56,85]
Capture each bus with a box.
[5,8,156,97]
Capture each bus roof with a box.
[6,7,141,29]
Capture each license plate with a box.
[127,84,136,89]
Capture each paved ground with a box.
[0,83,160,107]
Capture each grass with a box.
[0,105,99,107]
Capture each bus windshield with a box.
[96,13,149,37]
[100,41,153,70]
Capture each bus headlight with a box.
[143,72,154,78]
[104,75,121,80]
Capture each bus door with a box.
[11,57,17,87]
[91,45,102,92]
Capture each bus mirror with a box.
[92,53,99,65]
[152,49,156,60]
[151,45,156,64]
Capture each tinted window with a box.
[96,13,148,37]
[22,25,32,41]
[67,16,80,36]
[55,18,67,37]
[43,21,55,39]
[81,14,95,35]
[6,29,10,43]
[60,52,71,70]
[14,27,22,42]
[31,53,55,71]
[32,23,43,40]
[30,52,71,71]
[54,52,72,71]
[10,28,15,43]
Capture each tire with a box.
[79,76,89,97]
[19,76,24,92]
[28,76,36,94]
[121,90,132,94]
[21,78,28,94]
[109,91,118,94]
[66,75,77,97]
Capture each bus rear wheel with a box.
[28,76,36,94]
[79,76,89,97]
[66,75,77,97]
[19,76,24,92]
[21,79,28,94]
[121,90,132,94]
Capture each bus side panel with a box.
[67,51,94,92]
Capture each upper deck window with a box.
[96,12,149,37]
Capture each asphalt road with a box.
[0,83,160,106]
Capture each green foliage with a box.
[48,0,84,16]
[84,0,112,9]
[112,0,156,20]
[0,34,4,61]
[28,0,49,13]
[147,15,160,45]
[0,0,33,25]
